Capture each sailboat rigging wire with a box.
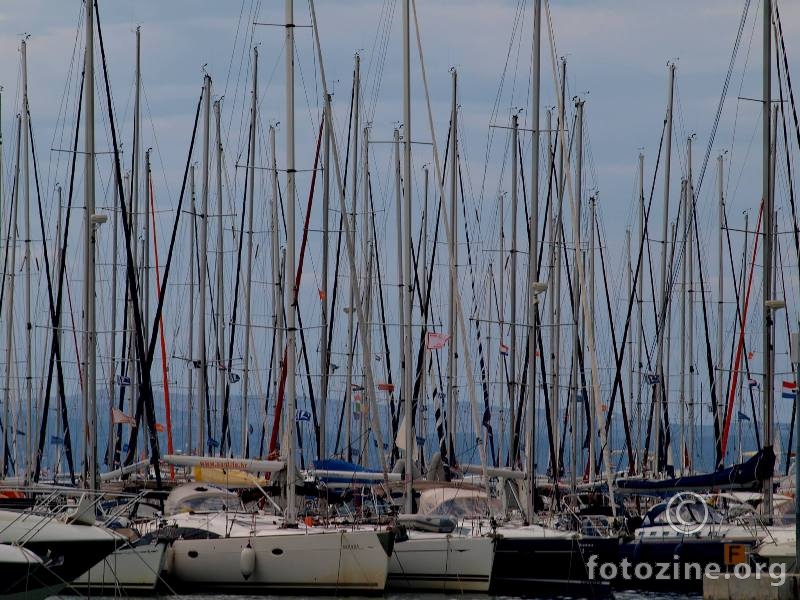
[220,119,252,456]
[458,163,496,466]
[721,206,761,446]
[96,0,165,487]
[694,0,751,194]
[27,113,75,485]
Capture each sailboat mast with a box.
[361,124,372,464]
[320,100,330,458]
[214,99,225,445]
[82,0,99,489]
[270,125,283,453]
[715,152,724,471]
[761,0,774,520]
[403,0,414,513]
[687,140,695,474]
[199,74,211,455]
[242,46,258,457]
[285,0,298,523]
[636,152,644,471]
[654,62,675,475]
[344,54,359,463]
[21,39,32,485]
[188,166,196,453]
[551,59,566,481]
[446,68,458,470]
[679,177,687,473]
[509,113,518,465]
[524,0,542,520]
[570,98,584,493]
[107,165,119,464]
[588,195,596,481]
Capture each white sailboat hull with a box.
[165,528,390,593]
[388,532,494,592]
[72,540,168,593]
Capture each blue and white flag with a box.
[295,409,311,422]
[228,372,241,384]
[645,373,661,386]
[116,374,131,387]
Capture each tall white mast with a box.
[343,54,359,462]
[761,0,774,520]
[107,164,119,463]
[654,63,675,475]
[360,123,372,464]
[636,152,644,471]
[570,98,584,494]
[588,195,596,481]
[679,177,688,473]
[714,152,724,471]
[21,39,32,485]
[403,0,414,514]
[285,0,298,523]
[270,125,283,452]
[687,139,695,475]
[199,74,211,455]
[320,101,330,458]
[82,0,99,490]
[214,99,225,445]
[509,112,519,464]
[188,166,196,453]
[242,46,258,457]
[446,68,458,471]
[551,59,567,482]
[524,0,542,521]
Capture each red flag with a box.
[155,422,166,433]
[377,382,395,392]
[425,332,450,350]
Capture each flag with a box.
[783,381,797,400]
[228,372,241,384]
[155,423,165,433]
[193,360,202,368]
[351,384,365,392]
[747,378,759,388]
[375,355,382,362]
[500,343,509,356]
[111,407,135,425]
[737,411,751,422]
[318,289,326,301]
[783,381,797,390]
[377,382,395,393]
[425,332,450,350]
[50,435,63,445]
[295,409,311,422]
[747,351,754,360]
[207,437,220,448]
[645,373,661,386]
[116,374,131,387]
[330,363,340,371]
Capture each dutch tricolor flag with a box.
[782,380,797,400]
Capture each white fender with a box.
[240,542,256,580]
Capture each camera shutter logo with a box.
[665,492,709,535]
